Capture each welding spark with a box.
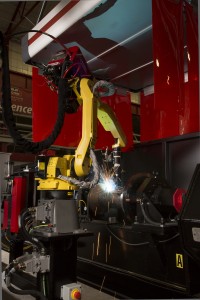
[97,232,101,256]
[100,178,116,192]
[100,162,116,193]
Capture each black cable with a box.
[140,202,162,227]
[7,29,70,55]
[158,233,180,243]
[4,264,47,300]
[0,31,67,153]
[139,201,177,227]
[106,225,149,246]
[20,210,46,252]
[7,284,47,300]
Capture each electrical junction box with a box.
[61,283,81,300]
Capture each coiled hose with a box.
[4,266,47,300]
[0,31,67,153]
[58,148,100,189]
[3,210,48,299]
[20,209,46,253]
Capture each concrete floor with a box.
[1,250,119,300]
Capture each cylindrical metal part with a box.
[113,147,121,168]
[112,147,121,185]
[87,184,136,223]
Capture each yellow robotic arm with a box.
[97,100,127,148]
[71,78,127,177]
[72,78,98,177]
[37,77,127,190]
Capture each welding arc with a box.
[0,31,67,153]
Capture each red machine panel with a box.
[140,92,156,142]
[32,67,133,151]
[184,2,199,134]
[10,177,27,233]
[141,0,199,142]
[153,0,184,139]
